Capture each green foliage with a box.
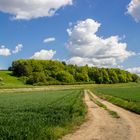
[132,74,139,82]
[26,72,46,85]
[11,59,139,85]
[0,90,87,140]
[93,83,140,114]
[12,60,32,76]
[75,72,89,82]
[108,69,119,83]
[56,71,75,83]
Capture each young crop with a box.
[0,90,87,140]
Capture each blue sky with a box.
[0,0,140,73]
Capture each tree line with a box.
[9,59,139,85]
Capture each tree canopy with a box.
[10,59,139,85]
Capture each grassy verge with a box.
[94,93,140,115]
[92,83,140,114]
[88,91,119,118]
[0,89,87,140]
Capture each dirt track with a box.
[0,84,93,93]
[62,90,140,140]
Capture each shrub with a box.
[26,72,46,85]
[18,76,28,84]
[56,71,75,83]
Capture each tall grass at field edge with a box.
[95,93,140,114]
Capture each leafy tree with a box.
[75,73,89,82]
[102,68,110,84]
[108,69,119,83]
[126,72,133,82]
[26,72,46,85]
[11,59,139,85]
[132,74,139,82]
[12,60,32,77]
[56,71,75,83]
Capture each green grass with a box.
[93,83,140,114]
[0,89,87,140]
[0,70,26,88]
[94,83,140,102]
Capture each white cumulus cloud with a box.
[43,37,56,43]
[0,45,11,56]
[127,0,140,22]
[12,44,23,54]
[30,49,56,60]
[66,19,135,67]
[127,67,140,74]
[0,0,73,20]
